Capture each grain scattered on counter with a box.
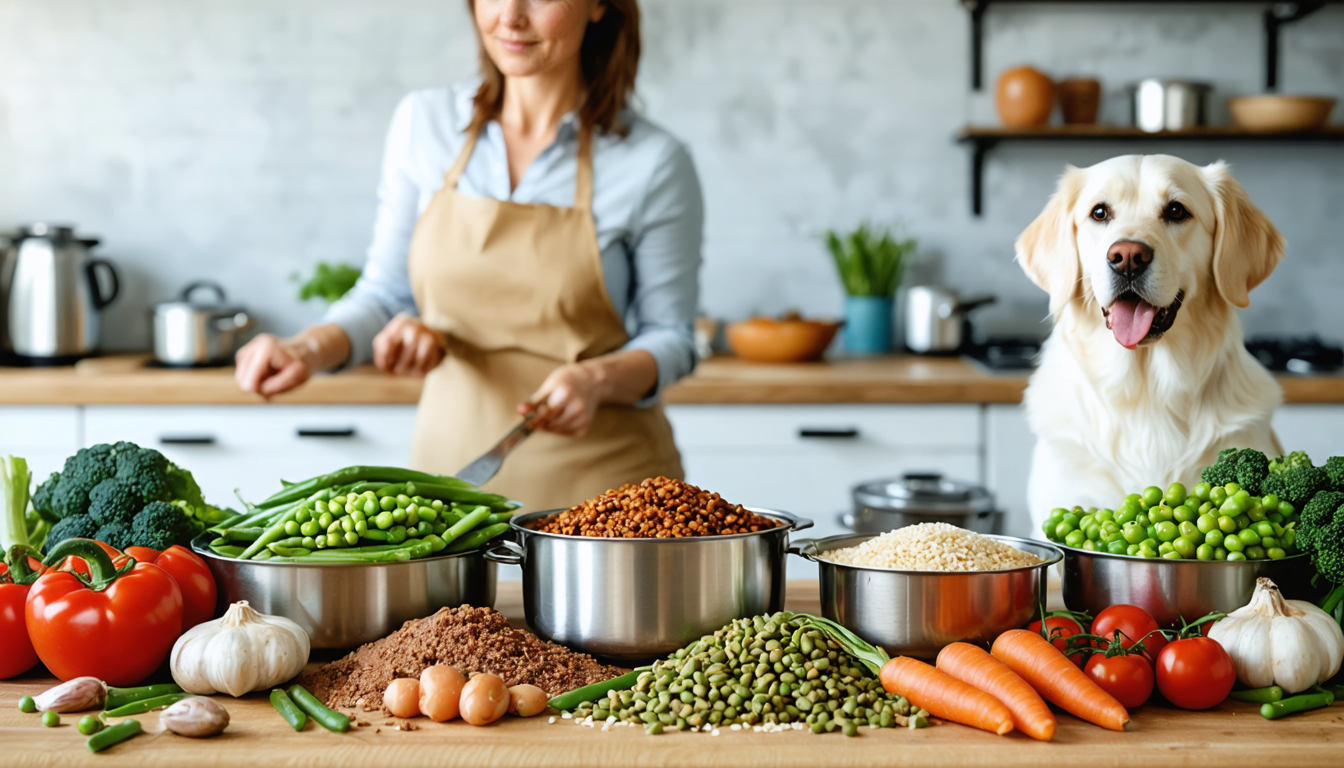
[821,522,1040,571]
[301,606,625,711]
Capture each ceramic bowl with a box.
[726,317,841,363]
[1229,95,1337,133]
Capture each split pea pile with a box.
[564,612,929,736]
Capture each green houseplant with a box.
[822,223,916,355]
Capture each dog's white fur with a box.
[1018,155,1286,532]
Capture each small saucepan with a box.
[152,281,255,367]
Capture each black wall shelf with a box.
[964,0,1342,91]
[957,125,1344,215]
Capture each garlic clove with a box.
[1270,620,1322,695]
[33,677,107,713]
[160,697,230,738]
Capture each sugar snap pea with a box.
[104,683,184,712]
[87,719,142,753]
[287,685,349,732]
[104,692,191,717]
[549,671,642,711]
[270,689,307,731]
[445,523,511,554]
[1261,689,1335,719]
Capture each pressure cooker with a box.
[152,281,255,367]
[841,473,1002,535]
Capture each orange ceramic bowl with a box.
[726,317,841,363]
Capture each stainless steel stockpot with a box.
[152,281,255,367]
[843,473,1001,535]
[1060,545,1320,627]
[192,534,496,649]
[790,533,1062,659]
[485,508,813,662]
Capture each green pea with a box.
[1227,551,1247,562]
[1254,521,1275,538]
[1267,547,1287,560]
[392,509,408,525]
[431,499,445,511]
[1205,529,1225,547]
[1178,521,1199,539]
[1196,543,1214,561]
[1043,519,1058,539]
[1150,505,1174,523]
[18,696,35,713]
[1146,525,1159,541]
[1155,521,1179,542]
[375,511,395,530]
[78,715,102,735]
[1050,507,1068,522]
[1218,516,1239,534]
[1126,544,1140,556]
[318,512,334,529]
[1115,506,1138,525]
[1142,486,1164,506]
[363,498,377,515]
[42,711,59,727]
[1107,539,1128,555]
[295,507,312,523]
[1174,505,1198,524]
[1173,537,1196,558]
[1158,541,1174,555]
[1193,482,1212,501]
[1238,528,1261,546]
[1198,501,1215,515]
[344,530,360,546]
[1164,482,1188,506]
[1224,535,1245,552]
[284,520,300,536]
[1210,486,1229,507]
[1065,530,1086,548]
[297,520,318,537]
[1122,522,1146,545]
[1278,501,1295,516]
[1081,539,1098,552]
[326,533,342,548]
[1245,545,1267,560]
[1196,514,1218,534]
[1094,509,1115,524]
[1055,521,1075,539]
[1162,551,1183,560]
[1262,535,1279,550]
[301,536,317,549]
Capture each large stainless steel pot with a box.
[192,533,496,648]
[903,286,995,354]
[485,508,812,662]
[153,281,255,367]
[843,473,1000,534]
[790,533,1061,659]
[1060,544,1320,627]
[1,223,119,364]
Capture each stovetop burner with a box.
[965,338,1042,371]
[1245,336,1343,374]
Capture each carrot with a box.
[936,642,1056,741]
[991,629,1129,731]
[879,657,1014,736]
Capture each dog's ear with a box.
[1016,166,1085,314]
[1204,161,1284,309]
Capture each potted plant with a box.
[823,223,916,355]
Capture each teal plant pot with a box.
[843,296,894,355]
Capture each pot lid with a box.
[853,472,995,514]
[10,223,99,247]
[154,280,243,313]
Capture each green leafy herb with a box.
[822,223,916,298]
[294,262,361,304]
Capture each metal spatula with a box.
[454,405,546,487]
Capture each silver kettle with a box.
[0,223,119,364]
[903,285,995,354]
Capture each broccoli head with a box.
[1279,465,1329,507]
[114,447,170,484]
[30,472,62,522]
[130,501,194,551]
[1201,448,1241,488]
[46,514,101,550]
[64,444,117,486]
[93,520,134,551]
[1234,450,1270,495]
[87,479,143,526]
[1298,491,1344,585]
[1299,491,1344,552]
[1324,457,1344,493]
[49,475,99,520]
[1270,450,1314,475]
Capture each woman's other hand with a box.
[235,325,352,399]
[373,313,447,377]
[521,351,658,437]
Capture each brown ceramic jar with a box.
[996,66,1055,127]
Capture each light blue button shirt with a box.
[325,84,704,405]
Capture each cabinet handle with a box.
[297,428,357,438]
[798,427,860,439]
[160,435,216,445]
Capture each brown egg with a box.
[996,66,1055,127]
[419,665,466,722]
[507,684,549,718]
[384,678,421,719]
[459,673,509,726]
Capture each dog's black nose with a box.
[1108,240,1154,280]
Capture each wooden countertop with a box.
[4,581,1342,768]
[1,353,1343,406]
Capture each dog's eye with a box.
[1163,201,1191,223]
[1090,204,1109,222]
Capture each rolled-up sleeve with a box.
[323,94,422,366]
[622,139,704,406]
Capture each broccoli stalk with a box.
[1,455,32,551]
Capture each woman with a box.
[235,0,702,511]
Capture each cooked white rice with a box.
[820,522,1040,571]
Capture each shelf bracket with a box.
[968,0,989,91]
[967,137,999,217]
[1264,2,1327,90]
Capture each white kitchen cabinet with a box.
[0,406,82,481]
[83,405,418,508]
[1272,405,1344,462]
[984,404,1036,540]
[665,405,982,577]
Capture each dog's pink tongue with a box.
[1110,299,1157,349]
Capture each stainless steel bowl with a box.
[790,533,1062,659]
[1059,545,1321,627]
[192,533,496,649]
[484,508,812,662]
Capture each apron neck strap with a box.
[445,124,481,190]
[573,125,594,211]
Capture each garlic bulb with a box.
[170,601,310,697]
[1207,578,1344,694]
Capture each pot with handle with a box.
[903,286,995,354]
[1,223,119,364]
[152,281,256,367]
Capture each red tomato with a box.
[125,545,217,630]
[1092,604,1166,661]
[0,580,38,678]
[25,540,183,686]
[1027,615,1087,666]
[1084,653,1154,709]
[1155,637,1236,710]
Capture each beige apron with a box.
[406,123,683,511]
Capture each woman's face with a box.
[474,0,605,78]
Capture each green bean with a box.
[104,692,192,717]
[445,523,511,554]
[404,483,515,510]
[208,542,246,558]
[549,671,643,710]
[270,689,307,731]
[241,505,303,559]
[222,527,266,543]
[1230,686,1284,704]
[287,685,349,732]
[443,506,491,544]
[87,719,142,752]
[483,511,517,526]
[105,683,185,711]
[268,546,314,558]
[259,467,473,508]
[1261,689,1334,719]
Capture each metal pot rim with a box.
[791,532,1063,574]
[189,531,490,569]
[1056,540,1310,565]
[508,507,811,542]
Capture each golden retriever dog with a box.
[1017,155,1285,531]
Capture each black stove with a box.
[965,338,1043,371]
[1245,336,1343,374]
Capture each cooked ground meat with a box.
[527,476,781,538]
[301,605,624,710]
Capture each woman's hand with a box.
[235,325,352,399]
[521,351,659,437]
[373,314,447,377]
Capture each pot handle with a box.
[835,512,855,529]
[788,514,814,532]
[483,539,524,566]
[86,259,120,310]
[180,280,228,304]
[953,295,996,315]
[786,538,819,562]
[214,311,256,332]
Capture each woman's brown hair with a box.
[466,0,641,137]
